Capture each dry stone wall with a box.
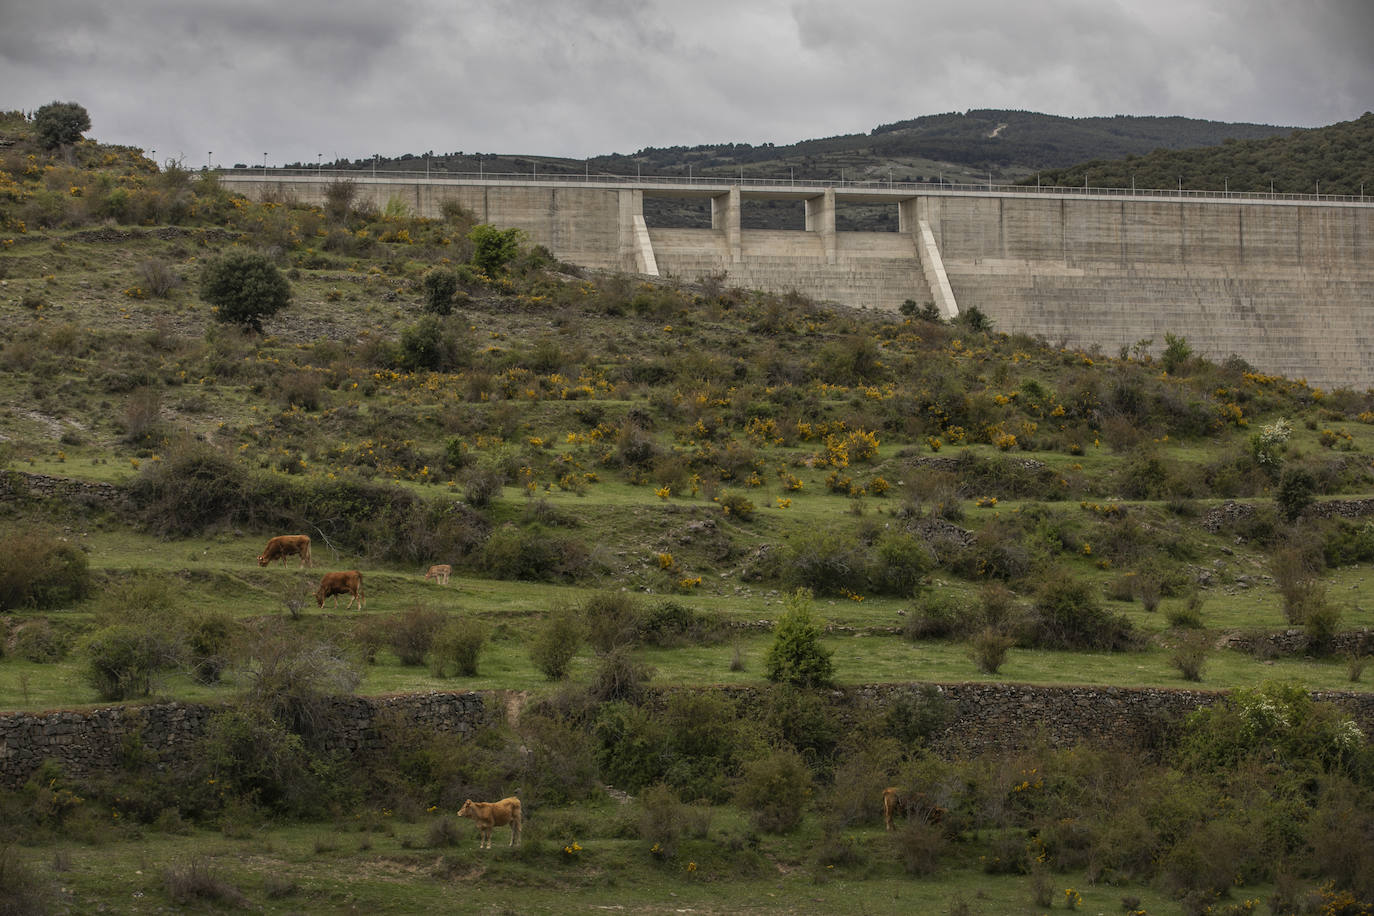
[3,684,1371,789]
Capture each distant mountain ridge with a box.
[314,109,1298,188]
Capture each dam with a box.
[219,171,1374,391]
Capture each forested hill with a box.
[1022,111,1374,195]
[320,110,1295,188]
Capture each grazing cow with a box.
[258,534,312,568]
[883,787,946,831]
[456,797,522,849]
[424,564,451,585]
[314,570,364,610]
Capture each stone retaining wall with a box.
[3,684,1371,789]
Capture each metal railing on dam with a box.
[216,168,1373,207]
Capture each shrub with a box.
[969,627,1014,674]
[84,622,185,700]
[761,684,842,764]
[237,632,362,742]
[895,819,947,876]
[0,841,48,915]
[186,611,235,684]
[199,250,291,331]
[128,441,251,537]
[429,617,485,677]
[764,589,834,689]
[421,267,459,315]
[480,524,593,582]
[396,315,474,373]
[1165,592,1206,629]
[582,591,645,654]
[530,605,583,680]
[734,746,813,833]
[884,684,954,747]
[902,592,971,641]
[162,857,248,907]
[138,258,182,298]
[1276,466,1316,522]
[1170,633,1210,681]
[0,529,90,610]
[870,532,933,597]
[468,224,524,275]
[588,646,654,704]
[12,619,69,662]
[323,179,357,221]
[637,783,689,859]
[389,607,446,666]
[592,702,669,790]
[1303,591,1343,655]
[638,600,723,647]
[717,490,755,521]
[1029,572,1139,651]
[462,463,504,507]
[783,529,867,596]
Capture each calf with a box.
[883,787,945,831]
[314,570,364,610]
[456,797,522,849]
[424,563,451,585]
[258,534,312,568]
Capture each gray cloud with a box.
[1,0,1368,168]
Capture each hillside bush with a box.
[1029,572,1139,651]
[34,100,90,150]
[1170,633,1209,682]
[1276,466,1316,522]
[783,530,867,596]
[902,592,971,641]
[588,646,654,704]
[468,224,524,275]
[186,610,235,684]
[734,746,812,833]
[389,607,445,666]
[638,599,724,647]
[869,531,933,597]
[764,589,834,688]
[237,632,362,744]
[84,622,184,700]
[421,267,460,315]
[199,251,291,332]
[529,605,583,680]
[12,619,69,663]
[128,441,253,536]
[428,617,485,677]
[0,529,90,610]
[592,702,669,790]
[761,684,842,765]
[969,627,1014,674]
[883,685,954,747]
[582,590,645,654]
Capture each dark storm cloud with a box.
[1,0,1369,167]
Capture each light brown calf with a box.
[314,570,364,610]
[456,797,522,848]
[424,564,451,585]
[258,534,312,568]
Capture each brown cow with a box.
[457,797,522,848]
[883,787,945,831]
[258,534,312,568]
[314,570,364,610]
[424,564,451,585]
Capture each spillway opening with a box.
[643,197,711,228]
[741,199,805,230]
[835,202,900,232]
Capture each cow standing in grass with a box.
[457,797,522,848]
[424,564,451,585]
[314,570,364,610]
[258,534,312,568]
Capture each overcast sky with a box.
[3,0,1371,169]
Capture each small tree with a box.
[34,101,91,151]
[764,589,834,688]
[200,251,291,332]
[421,267,460,315]
[468,224,524,275]
[1276,466,1316,522]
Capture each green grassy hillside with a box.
[2,110,1373,915]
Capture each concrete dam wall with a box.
[220,173,1374,390]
